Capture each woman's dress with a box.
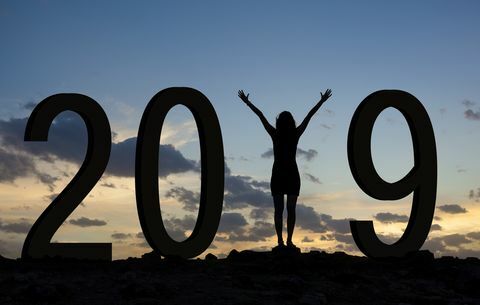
[269,130,301,196]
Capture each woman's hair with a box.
[276,111,296,135]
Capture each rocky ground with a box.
[0,248,479,305]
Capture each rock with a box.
[141,251,162,261]
[205,253,217,261]
[272,245,301,256]
[406,249,434,263]
[227,249,240,260]
[299,292,328,305]
[0,249,479,304]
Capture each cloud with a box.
[248,180,270,190]
[441,234,472,247]
[464,109,480,120]
[153,190,384,248]
[249,208,270,220]
[44,193,59,202]
[0,114,198,183]
[302,236,314,243]
[328,228,480,258]
[0,218,32,234]
[261,147,318,161]
[226,220,275,242]
[69,217,107,227]
[0,115,88,163]
[333,233,356,247]
[23,102,38,110]
[437,204,467,214]
[319,234,334,241]
[165,187,200,212]
[295,148,319,161]
[422,237,446,254]
[324,109,335,116]
[294,204,328,233]
[35,172,58,192]
[100,182,116,189]
[210,210,276,243]
[430,224,442,231]
[421,232,480,257]
[373,212,409,224]
[0,148,36,183]
[304,173,322,185]
[0,147,60,192]
[164,162,272,219]
[131,240,150,249]
[320,213,353,234]
[0,238,24,258]
[462,100,480,121]
[111,233,132,240]
[108,138,198,178]
[245,202,353,236]
[218,213,248,235]
[469,188,480,202]
[224,174,272,209]
[10,205,32,211]
[466,232,480,240]
[334,232,401,251]
[376,233,401,244]
[163,215,197,241]
[151,212,262,243]
[260,149,274,159]
[462,100,476,108]
[248,221,275,240]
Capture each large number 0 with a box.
[135,87,224,258]
[22,94,112,260]
[347,90,437,258]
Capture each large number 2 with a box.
[22,94,112,260]
[135,87,224,258]
[347,90,437,258]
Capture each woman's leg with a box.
[273,194,284,245]
[286,195,298,245]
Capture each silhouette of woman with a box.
[238,89,332,249]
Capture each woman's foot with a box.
[286,240,298,249]
[272,240,285,251]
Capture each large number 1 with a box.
[135,87,224,258]
[347,90,437,258]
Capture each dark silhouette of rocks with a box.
[205,253,218,261]
[0,249,479,304]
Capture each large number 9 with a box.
[347,90,437,258]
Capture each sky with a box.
[1,1,480,259]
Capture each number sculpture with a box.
[347,90,437,258]
[18,88,437,260]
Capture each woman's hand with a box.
[238,90,251,104]
[320,89,332,103]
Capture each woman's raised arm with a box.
[238,90,275,136]
[297,89,332,136]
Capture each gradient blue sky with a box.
[1,1,480,259]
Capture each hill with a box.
[0,249,479,304]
